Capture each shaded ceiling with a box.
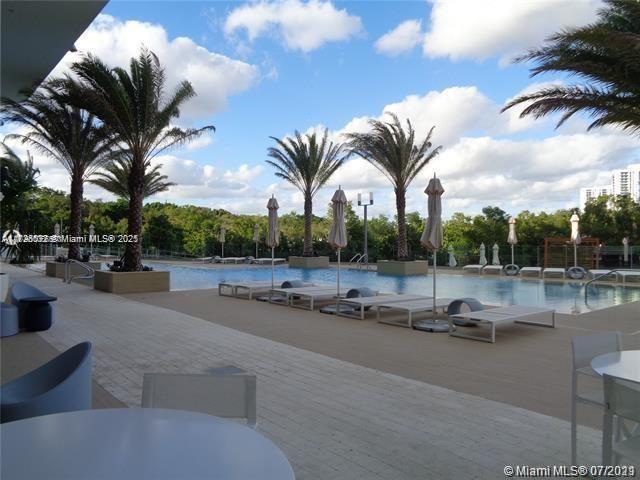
[1,0,107,100]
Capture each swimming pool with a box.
[147,263,640,314]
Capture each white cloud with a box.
[54,14,260,122]
[422,0,602,64]
[374,19,422,56]
[184,133,214,151]
[224,0,363,52]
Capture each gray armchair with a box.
[1,342,92,423]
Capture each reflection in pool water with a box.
[147,263,640,315]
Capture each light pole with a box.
[54,223,60,257]
[89,224,95,256]
[357,192,374,265]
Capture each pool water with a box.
[147,263,640,315]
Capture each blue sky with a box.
[5,0,639,218]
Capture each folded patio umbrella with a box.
[447,245,457,267]
[266,196,280,288]
[420,175,444,325]
[492,243,500,265]
[218,227,226,258]
[623,237,629,264]
[253,224,260,258]
[479,243,487,266]
[570,211,581,267]
[507,217,517,265]
[328,187,348,298]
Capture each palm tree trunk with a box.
[303,192,313,257]
[67,173,84,261]
[395,187,408,260]
[123,158,145,271]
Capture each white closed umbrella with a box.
[328,187,348,298]
[570,211,580,267]
[253,224,260,258]
[448,245,457,267]
[507,217,517,265]
[420,175,445,324]
[218,227,226,258]
[479,243,487,266]
[266,196,280,288]
[623,237,629,264]
[492,243,500,265]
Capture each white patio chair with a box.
[602,374,640,465]
[141,373,257,428]
[570,331,622,464]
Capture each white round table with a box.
[0,408,295,480]
[591,350,640,382]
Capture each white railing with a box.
[64,259,95,284]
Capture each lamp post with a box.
[89,224,95,256]
[357,192,374,265]
[54,223,60,257]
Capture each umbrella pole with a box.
[255,242,258,259]
[432,250,437,319]
[574,243,577,267]
[222,243,224,259]
[337,249,341,313]
[271,247,275,289]
[511,244,515,265]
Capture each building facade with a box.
[580,164,640,209]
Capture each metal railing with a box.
[348,253,371,271]
[64,259,95,284]
[582,268,640,300]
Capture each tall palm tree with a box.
[345,113,441,260]
[89,157,175,200]
[67,49,214,271]
[267,129,347,257]
[502,0,640,135]
[1,81,114,260]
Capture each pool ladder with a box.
[348,253,371,271]
[582,268,626,301]
[64,259,95,284]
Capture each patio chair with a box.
[519,267,542,278]
[462,264,484,274]
[1,342,92,423]
[141,373,257,428]
[10,281,57,331]
[482,265,503,275]
[602,374,640,466]
[570,331,623,465]
[543,268,565,279]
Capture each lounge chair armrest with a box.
[19,295,57,303]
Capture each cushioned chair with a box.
[10,281,57,331]
[1,342,92,423]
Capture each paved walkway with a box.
[7,266,603,479]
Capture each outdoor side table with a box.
[591,350,640,383]
[0,302,18,337]
[0,408,295,480]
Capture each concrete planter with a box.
[376,260,429,276]
[45,261,102,279]
[288,256,330,269]
[94,270,170,294]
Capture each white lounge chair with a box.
[375,297,454,328]
[462,264,484,274]
[268,285,336,310]
[617,270,640,284]
[219,281,279,299]
[449,305,555,343]
[221,257,247,264]
[543,268,566,279]
[482,265,503,275]
[255,258,286,265]
[588,269,618,281]
[336,294,427,320]
[519,267,542,278]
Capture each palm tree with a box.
[502,0,640,135]
[267,129,347,257]
[345,113,441,260]
[1,81,114,260]
[90,157,175,200]
[67,49,214,271]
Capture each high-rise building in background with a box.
[579,164,640,209]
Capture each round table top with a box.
[0,408,295,480]
[591,350,640,383]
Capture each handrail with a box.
[583,268,639,300]
[349,253,363,264]
[64,259,95,284]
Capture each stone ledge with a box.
[376,260,429,276]
[94,270,170,293]
[288,256,330,269]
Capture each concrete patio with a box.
[4,264,637,478]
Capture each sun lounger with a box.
[462,264,484,274]
[220,257,247,264]
[219,280,312,299]
[519,267,542,278]
[336,294,427,319]
[588,269,618,281]
[269,286,350,310]
[482,265,503,275]
[375,298,454,328]
[449,305,555,343]
[254,258,286,265]
[543,268,565,279]
[268,285,333,308]
[617,270,640,284]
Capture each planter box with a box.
[288,256,330,269]
[377,260,429,276]
[45,261,103,279]
[94,270,170,294]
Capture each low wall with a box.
[288,256,330,269]
[376,260,429,276]
[94,270,170,293]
